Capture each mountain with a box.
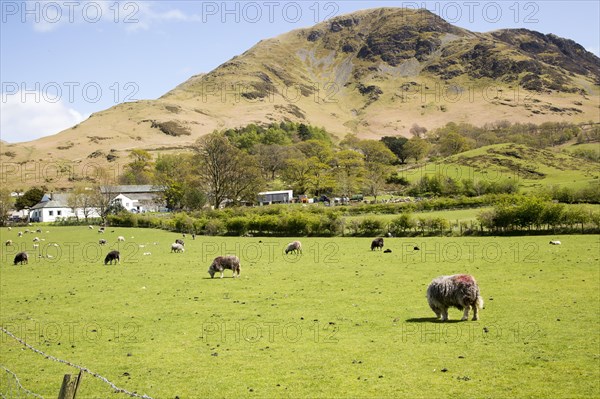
[2,7,598,189]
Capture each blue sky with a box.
[1,0,599,143]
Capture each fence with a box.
[1,327,154,399]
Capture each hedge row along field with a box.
[96,198,600,237]
[1,226,598,397]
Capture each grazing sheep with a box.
[549,240,561,245]
[143,252,151,256]
[427,274,484,321]
[36,229,42,233]
[171,243,185,253]
[98,228,105,234]
[104,250,120,265]
[5,240,12,246]
[208,255,241,278]
[33,237,40,242]
[18,232,23,237]
[117,236,125,242]
[383,249,392,253]
[192,233,196,240]
[175,239,185,246]
[13,252,28,265]
[33,244,39,249]
[285,241,302,255]
[7,227,11,231]
[99,239,107,245]
[371,237,384,251]
[414,246,420,251]
[88,225,94,229]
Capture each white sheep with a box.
[117,236,125,242]
[171,243,185,253]
[285,241,302,255]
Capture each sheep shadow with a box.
[202,276,238,280]
[405,317,464,324]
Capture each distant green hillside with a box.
[401,143,599,192]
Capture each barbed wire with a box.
[1,365,45,399]
[0,326,154,399]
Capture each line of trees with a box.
[477,197,600,232]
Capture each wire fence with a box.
[0,365,45,399]
[1,326,154,399]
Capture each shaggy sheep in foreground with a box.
[285,241,302,255]
[104,250,120,265]
[427,274,484,321]
[371,237,384,251]
[14,252,28,265]
[208,255,241,278]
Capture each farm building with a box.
[29,193,100,223]
[258,190,293,205]
[102,185,165,213]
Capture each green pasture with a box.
[1,227,598,398]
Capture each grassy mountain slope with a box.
[1,7,598,189]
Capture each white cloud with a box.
[0,92,85,143]
[25,1,200,33]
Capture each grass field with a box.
[1,227,599,398]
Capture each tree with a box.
[333,150,365,197]
[381,136,409,164]
[339,133,361,149]
[403,137,431,162]
[0,188,14,226]
[363,161,393,203]
[253,144,294,180]
[90,168,119,224]
[295,140,334,164]
[67,183,96,221]
[356,140,396,165]
[410,123,427,138]
[438,131,473,156]
[15,186,45,211]
[282,154,312,195]
[194,132,263,208]
[389,213,415,235]
[227,151,264,205]
[119,149,154,184]
[306,156,336,197]
[154,153,206,211]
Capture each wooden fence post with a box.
[57,370,83,399]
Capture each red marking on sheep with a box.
[453,274,475,284]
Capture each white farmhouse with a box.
[104,185,164,213]
[29,193,100,223]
